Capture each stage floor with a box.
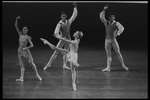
[3,48,148,98]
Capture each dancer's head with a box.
[22,26,28,35]
[109,12,115,23]
[74,31,83,39]
[61,12,67,22]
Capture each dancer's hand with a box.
[116,31,121,36]
[104,4,108,10]
[73,2,77,8]
[22,48,27,50]
[16,16,21,19]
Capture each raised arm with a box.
[15,16,21,35]
[100,4,108,26]
[116,22,125,36]
[68,2,78,24]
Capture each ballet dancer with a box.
[43,2,78,70]
[15,16,42,82]
[41,31,83,91]
[99,5,129,71]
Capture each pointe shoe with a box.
[63,65,70,69]
[122,65,129,71]
[43,63,51,70]
[36,74,42,81]
[73,83,77,91]
[102,68,110,72]
[16,78,23,82]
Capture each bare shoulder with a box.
[27,35,32,40]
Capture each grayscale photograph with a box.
[2,1,148,99]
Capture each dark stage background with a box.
[2,2,148,98]
[2,2,148,51]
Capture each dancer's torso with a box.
[69,40,79,53]
[105,21,118,40]
[59,20,71,39]
[18,34,30,52]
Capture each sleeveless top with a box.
[59,20,71,39]
[105,21,118,40]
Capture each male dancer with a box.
[44,2,78,70]
[100,4,129,71]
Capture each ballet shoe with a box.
[73,83,77,91]
[16,78,23,82]
[122,65,129,71]
[63,65,70,69]
[36,74,42,81]
[102,68,110,72]
[43,63,51,70]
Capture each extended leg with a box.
[30,61,42,80]
[43,40,64,70]
[16,54,25,82]
[112,39,129,71]
[28,50,42,80]
[46,41,69,55]
[102,39,112,72]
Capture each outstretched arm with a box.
[99,4,108,26]
[22,37,34,50]
[15,16,21,35]
[116,22,125,36]
[54,35,75,45]
[68,2,78,24]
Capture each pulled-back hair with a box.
[77,31,83,39]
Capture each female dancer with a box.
[41,31,83,91]
[15,16,42,82]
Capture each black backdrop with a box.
[2,2,148,50]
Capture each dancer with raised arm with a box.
[99,5,129,71]
[41,31,83,91]
[15,16,42,82]
[43,2,78,70]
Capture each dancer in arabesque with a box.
[41,31,83,91]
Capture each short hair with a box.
[77,31,83,39]
[61,12,67,18]
[109,12,115,17]
[22,26,28,30]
